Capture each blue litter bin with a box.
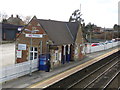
[38,54,50,71]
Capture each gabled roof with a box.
[37,19,79,45]
[66,22,79,41]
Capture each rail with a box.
[102,71,120,89]
[83,61,119,89]
[67,56,119,89]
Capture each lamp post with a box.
[25,29,39,76]
[112,29,114,48]
[89,29,92,53]
[104,27,106,50]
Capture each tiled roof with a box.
[37,19,79,45]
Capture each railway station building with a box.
[16,16,85,68]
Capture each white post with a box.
[68,44,70,54]
[63,45,66,63]
[63,45,66,55]
[40,41,42,54]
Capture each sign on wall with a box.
[25,34,43,38]
[18,44,26,50]
[17,50,22,58]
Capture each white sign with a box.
[17,50,22,58]
[18,44,26,50]
[25,34,43,38]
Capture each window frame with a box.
[29,47,38,60]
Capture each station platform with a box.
[2,46,119,88]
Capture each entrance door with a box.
[29,47,38,60]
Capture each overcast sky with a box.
[0,0,119,28]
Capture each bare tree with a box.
[23,16,32,24]
[0,12,8,22]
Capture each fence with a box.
[0,60,38,83]
[0,41,120,83]
[85,41,120,53]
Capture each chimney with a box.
[11,14,13,18]
[16,15,19,18]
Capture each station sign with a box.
[25,34,43,38]
[18,44,26,50]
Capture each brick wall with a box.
[74,25,85,60]
[16,17,50,63]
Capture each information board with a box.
[18,44,26,50]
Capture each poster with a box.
[17,50,22,58]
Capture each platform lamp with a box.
[24,29,39,76]
[89,29,92,53]
[104,27,106,50]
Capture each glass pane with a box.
[34,47,38,51]
[34,53,38,59]
[30,52,33,60]
[30,47,33,51]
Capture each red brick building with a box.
[16,16,85,68]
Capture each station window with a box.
[30,47,38,60]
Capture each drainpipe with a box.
[40,41,42,55]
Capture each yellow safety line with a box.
[27,48,119,88]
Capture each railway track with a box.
[84,62,119,89]
[103,71,120,89]
[67,56,119,90]
[44,51,119,90]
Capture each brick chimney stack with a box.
[11,14,13,18]
[16,15,19,18]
